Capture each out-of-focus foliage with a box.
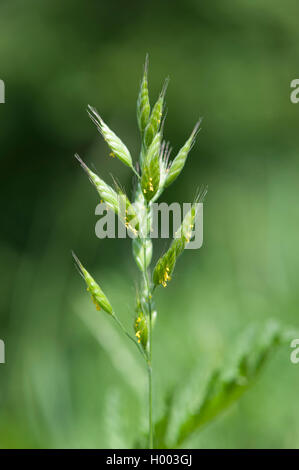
[155,322,296,448]
[0,0,299,448]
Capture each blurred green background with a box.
[0,0,299,448]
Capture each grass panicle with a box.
[75,58,204,449]
[73,57,294,450]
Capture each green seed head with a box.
[143,78,169,149]
[72,252,113,315]
[153,244,176,288]
[179,204,197,246]
[164,121,200,188]
[117,191,140,236]
[75,154,119,213]
[153,190,207,289]
[134,298,148,351]
[87,105,133,169]
[142,131,162,170]
[137,54,151,133]
[141,153,160,202]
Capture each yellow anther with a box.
[109,152,115,158]
[161,267,171,287]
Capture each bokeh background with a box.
[0,0,299,448]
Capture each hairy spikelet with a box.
[142,131,162,169]
[75,154,119,213]
[141,153,160,202]
[153,198,206,288]
[143,79,169,149]
[137,55,151,133]
[175,205,197,252]
[87,105,133,169]
[165,122,200,188]
[72,252,113,315]
[140,130,162,201]
[159,141,172,190]
[152,244,176,288]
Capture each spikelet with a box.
[134,296,149,351]
[142,131,162,169]
[159,141,172,189]
[72,252,113,315]
[143,78,169,149]
[141,153,160,202]
[87,105,133,169]
[164,121,201,188]
[137,54,150,133]
[75,154,119,213]
[152,244,176,288]
[153,191,207,288]
[117,190,140,236]
[132,237,153,272]
[175,204,197,251]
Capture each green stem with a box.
[132,166,141,180]
[145,270,153,449]
[112,312,147,362]
[143,203,153,449]
[148,361,153,449]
